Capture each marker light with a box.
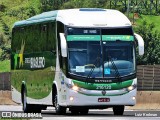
[72,86,79,91]
[70,96,74,101]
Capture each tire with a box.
[22,89,27,112]
[113,105,124,115]
[21,84,41,113]
[54,94,66,115]
[21,86,30,113]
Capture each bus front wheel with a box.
[113,105,124,115]
[54,94,66,115]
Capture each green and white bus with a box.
[11,8,144,115]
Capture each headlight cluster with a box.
[66,83,79,91]
[72,85,79,91]
[126,84,137,92]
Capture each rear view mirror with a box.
[134,33,144,55]
[60,33,67,57]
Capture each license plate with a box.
[98,98,110,102]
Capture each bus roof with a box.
[13,10,58,27]
[57,9,131,27]
[13,8,131,28]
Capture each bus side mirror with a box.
[134,33,144,55]
[60,33,67,57]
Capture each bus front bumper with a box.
[65,88,136,107]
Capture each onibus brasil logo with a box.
[14,40,45,69]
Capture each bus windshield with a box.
[68,41,103,78]
[103,41,135,78]
[67,27,135,79]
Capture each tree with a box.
[62,0,108,9]
[0,4,6,12]
[136,20,160,65]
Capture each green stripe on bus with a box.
[73,79,133,90]
[67,35,101,41]
[102,35,134,41]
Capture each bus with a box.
[11,8,144,115]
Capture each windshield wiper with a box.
[108,56,122,83]
[85,56,101,83]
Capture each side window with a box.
[40,24,47,51]
[34,24,40,52]
[11,28,16,52]
[25,25,34,52]
[42,25,47,32]
[48,22,56,68]
[12,28,21,52]
[48,22,56,52]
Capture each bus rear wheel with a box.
[21,85,41,113]
[113,105,124,115]
[54,94,66,115]
[21,86,31,113]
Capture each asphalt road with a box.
[0,105,160,120]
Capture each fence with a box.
[137,65,160,90]
[0,72,11,91]
[0,66,160,91]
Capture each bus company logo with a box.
[14,40,25,69]
[102,90,106,96]
[13,40,45,69]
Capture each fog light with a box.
[72,86,79,91]
[132,96,136,100]
[70,96,74,101]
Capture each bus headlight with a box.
[72,85,79,91]
[127,86,134,91]
[126,84,136,91]
[66,83,79,91]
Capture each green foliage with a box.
[6,6,37,20]
[0,0,41,61]
[62,0,108,9]
[0,32,11,61]
[0,4,6,12]
[135,5,160,16]
[135,14,160,32]
[40,0,65,12]
[136,20,160,65]
[0,60,10,72]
